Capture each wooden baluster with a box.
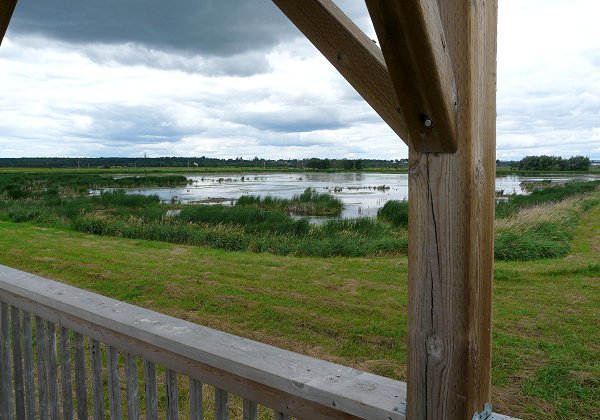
[46,321,60,420]
[35,316,48,419]
[60,328,74,420]
[125,353,140,420]
[215,388,229,420]
[0,302,13,420]
[274,411,290,420]
[165,369,178,420]
[90,339,104,420]
[22,311,35,420]
[189,378,203,420]
[10,307,24,420]
[107,346,122,419]
[243,399,257,420]
[144,361,158,420]
[73,333,87,420]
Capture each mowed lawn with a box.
[0,204,598,419]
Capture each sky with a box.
[1,0,599,161]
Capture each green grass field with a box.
[0,194,598,418]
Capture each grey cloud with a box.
[10,0,295,57]
[81,42,271,75]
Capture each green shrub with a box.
[377,200,409,227]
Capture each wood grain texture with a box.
[60,328,74,420]
[107,346,122,420]
[144,361,158,420]
[125,353,140,420]
[22,311,35,420]
[271,0,408,143]
[366,0,457,152]
[90,339,105,420]
[0,302,13,420]
[46,321,60,420]
[189,378,203,420]
[243,399,257,420]
[73,333,88,420]
[0,0,17,45]
[165,369,178,420]
[35,316,48,420]
[0,265,403,419]
[403,0,498,418]
[215,388,229,420]
[10,307,24,420]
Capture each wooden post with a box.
[368,1,498,418]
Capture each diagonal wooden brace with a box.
[366,0,458,152]
[0,0,17,46]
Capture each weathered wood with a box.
[90,339,105,420]
[107,346,122,420]
[125,353,140,420]
[272,0,408,143]
[0,266,403,419]
[165,369,178,420]
[189,378,203,420]
[47,321,60,420]
[395,1,498,418]
[35,316,48,419]
[10,307,24,420]
[366,0,458,152]
[0,302,13,420]
[275,411,290,420]
[60,328,74,420]
[21,311,35,420]
[243,399,257,420]
[215,388,229,420]
[0,0,17,45]
[73,332,88,420]
[144,361,158,420]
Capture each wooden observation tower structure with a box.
[0,1,500,419]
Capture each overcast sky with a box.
[1,1,599,160]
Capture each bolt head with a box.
[423,117,433,128]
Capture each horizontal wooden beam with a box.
[0,0,17,46]
[272,0,409,143]
[366,0,458,152]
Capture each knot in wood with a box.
[426,334,443,359]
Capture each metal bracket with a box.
[393,401,407,415]
[472,402,493,420]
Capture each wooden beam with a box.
[0,0,17,46]
[366,1,458,152]
[377,0,496,418]
[272,0,408,142]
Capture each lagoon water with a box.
[118,172,597,220]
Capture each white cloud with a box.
[0,1,598,160]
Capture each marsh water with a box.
[105,172,598,220]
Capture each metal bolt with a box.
[423,116,433,128]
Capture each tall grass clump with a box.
[494,196,589,260]
[377,200,409,227]
[92,190,161,208]
[236,188,343,216]
[496,180,599,218]
[177,205,310,236]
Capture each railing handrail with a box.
[0,264,406,419]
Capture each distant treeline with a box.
[0,155,592,171]
[517,155,591,171]
[0,157,409,170]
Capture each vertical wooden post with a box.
[404,1,497,418]
[366,0,497,417]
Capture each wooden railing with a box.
[0,264,406,419]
